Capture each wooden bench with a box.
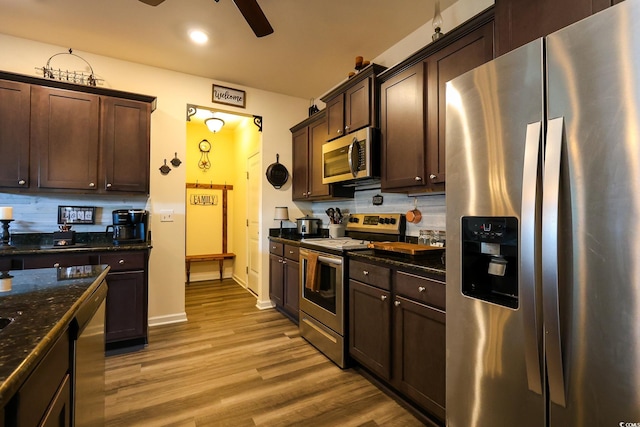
[185,253,235,284]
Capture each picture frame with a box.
[212,84,246,108]
[57,206,96,224]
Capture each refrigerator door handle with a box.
[542,116,567,407]
[521,121,543,395]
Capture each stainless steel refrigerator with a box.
[445,1,640,426]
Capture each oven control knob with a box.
[384,218,391,224]
[378,218,384,224]
[390,218,397,225]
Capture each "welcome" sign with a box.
[212,84,246,108]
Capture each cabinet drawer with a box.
[100,251,145,272]
[22,253,94,269]
[395,271,445,310]
[269,241,284,256]
[349,260,391,291]
[284,244,299,261]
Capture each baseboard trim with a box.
[149,312,188,327]
[256,299,275,310]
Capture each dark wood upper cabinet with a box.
[321,64,386,141]
[102,97,151,193]
[379,9,494,193]
[0,70,155,194]
[31,86,100,191]
[0,80,30,189]
[290,111,353,201]
[495,0,623,56]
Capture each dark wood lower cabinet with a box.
[349,280,391,380]
[268,241,300,322]
[104,270,146,344]
[393,295,446,421]
[348,260,446,423]
[7,330,71,427]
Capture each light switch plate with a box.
[160,209,174,222]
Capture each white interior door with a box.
[247,152,261,295]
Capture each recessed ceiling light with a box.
[189,30,209,45]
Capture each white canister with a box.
[328,224,345,238]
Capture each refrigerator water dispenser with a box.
[461,217,518,308]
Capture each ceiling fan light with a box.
[189,30,209,45]
[205,117,225,133]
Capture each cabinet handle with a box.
[307,191,311,196]
[418,286,426,292]
[283,260,287,265]
[272,246,276,250]
[394,301,401,307]
[53,263,60,268]
[278,259,283,263]
[381,295,387,301]
[345,125,350,132]
[414,176,422,181]
[363,270,369,276]
[302,192,307,196]
[89,182,95,187]
[106,183,112,188]
[337,129,342,134]
[289,250,294,254]
[119,259,125,265]
[429,174,437,180]
[18,179,26,185]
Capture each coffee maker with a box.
[106,209,149,244]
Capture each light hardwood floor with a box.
[105,279,425,426]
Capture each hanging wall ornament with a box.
[171,152,182,167]
[198,139,212,170]
[159,159,171,175]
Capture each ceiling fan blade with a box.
[232,0,274,37]
[139,0,166,5]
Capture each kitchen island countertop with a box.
[0,265,110,407]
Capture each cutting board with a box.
[367,241,444,255]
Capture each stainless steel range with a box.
[299,213,405,368]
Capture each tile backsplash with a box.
[0,193,148,234]
[310,186,445,238]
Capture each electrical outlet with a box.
[160,209,174,222]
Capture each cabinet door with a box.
[344,78,371,133]
[0,80,30,188]
[269,254,284,306]
[307,116,330,199]
[105,271,146,343]
[40,375,71,427]
[283,259,299,320]
[291,127,309,201]
[31,86,100,190]
[380,62,427,191]
[326,95,345,140]
[349,279,392,380]
[426,20,494,188]
[495,0,619,56]
[393,296,446,421]
[102,97,150,193]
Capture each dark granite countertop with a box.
[0,265,110,407]
[268,234,446,277]
[347,249,446,279]
[1,232,152,256]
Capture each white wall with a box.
[0,33,308,324]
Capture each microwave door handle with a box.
[347,137,359,178]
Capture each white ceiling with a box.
[0,0,456,100]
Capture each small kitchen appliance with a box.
[296,216,321,237]
[106,209,148,244]
[322,127,379,184]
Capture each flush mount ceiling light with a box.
[205,117,225,133]
[189,29,209,45]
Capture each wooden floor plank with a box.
[105,279,425,426]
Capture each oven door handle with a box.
[318,255,342,266]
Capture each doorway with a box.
[184,105,261,292]
[247,152,261,294]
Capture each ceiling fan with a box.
[138,0,274,37]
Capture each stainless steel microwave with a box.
[322,127,379,184]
